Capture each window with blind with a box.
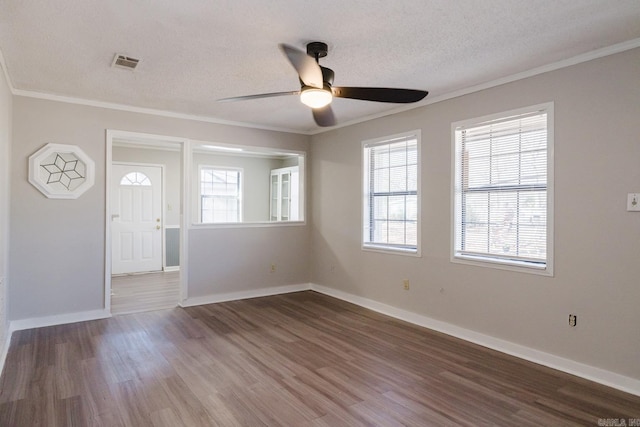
[363,131,420,255]
[200,166,242,223]
[453,104,553,274]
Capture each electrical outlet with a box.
[270,263,276,273]
[628,193,640,212]
[569,314,577,327]
[403,279,410,290]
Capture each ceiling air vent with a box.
[112,54,140,70]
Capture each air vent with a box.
[112,54,140,70]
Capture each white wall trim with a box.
[9,308,111,332]
[309,283,640,397]
[449,102,555,277]
[106,130,189,311]
[1,281,638,397]
[0,45,12,381]
[0,308,111,376]
[12,88,301,135]
[0,327,12,378]
[181,283,311,307]
[307,38,640,135]
[0,48,15,94]
[7,39,640,136]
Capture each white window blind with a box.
[200,167,241,223]
[454,108,550,269]
[363,132,419,253]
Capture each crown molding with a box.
[309,38,640,134]
[4,38,640,136]
[11,88,306,135]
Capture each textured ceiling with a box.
[1,0,639,134]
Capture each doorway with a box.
[106,132,187,315]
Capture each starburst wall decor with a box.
[28,143,95,199]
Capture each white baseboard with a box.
[2,284,638,397]
[9,308,112,332]
[180,283,311,307]
[0,327,11,378]
[0,308,111,379]
[309,283,640,397]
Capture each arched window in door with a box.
[120,172,151,186]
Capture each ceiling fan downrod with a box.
[306,42,328,63]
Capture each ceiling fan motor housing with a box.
[321,67,334,86]
[306,41,328,59]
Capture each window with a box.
[120,172,151,186]
[363,131,420,255]
[453,103,553,274]
[270,166,299,222]
[200,167,242,223]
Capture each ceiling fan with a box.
[218,42,429,127]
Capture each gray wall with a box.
[188,225,310,298]
[0,61,12,358]
[309,48,640,380]
[9,97,310,320]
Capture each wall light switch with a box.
[628,193,640,212]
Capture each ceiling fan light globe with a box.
[300,88,332,109]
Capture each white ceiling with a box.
[1,1,639,134]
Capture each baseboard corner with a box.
[9,308,112,332]
[181,283,312,307]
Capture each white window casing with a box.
[452,103,554,275]
[199,166,243,223]
[363,130,421,256]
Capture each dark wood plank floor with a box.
[0,291,638,426]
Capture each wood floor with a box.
[111,271,180,315]
[0,291,638,426]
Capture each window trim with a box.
[450,103,554,276]
[198,164,243,224]
[190,144,307,229]
[362,130,422,257]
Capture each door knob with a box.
[156,225,161,230]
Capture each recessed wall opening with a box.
[107,132,186,315]
[105,132,306,316]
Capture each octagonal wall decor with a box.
[28,143,95,199]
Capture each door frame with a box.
[105,130,190,313]
[111,161,165,275]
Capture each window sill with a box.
[363,244,420,257]
[190,220,306,230]
[452,254,553,276]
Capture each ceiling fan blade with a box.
[217,91,300,102]
[279,44,323,88]
[332,87,428,103]
[312,105,336,127]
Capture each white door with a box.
[111,164,163,274]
